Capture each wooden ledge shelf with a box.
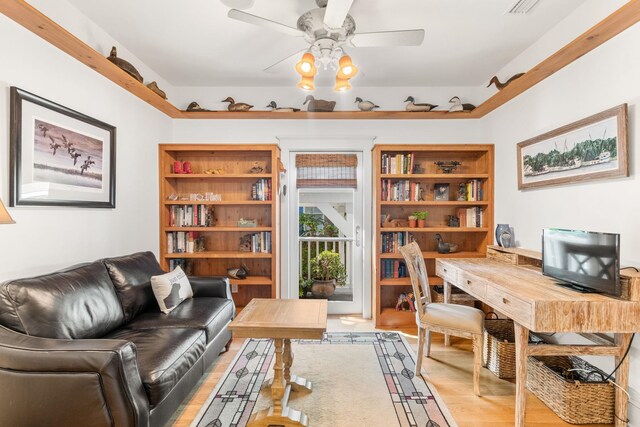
[176,110,479,120]
[3,0,639,120]
[229,276,273,286]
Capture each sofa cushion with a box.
[125,298,234,343]
[104,327,206,408]
[103,251,165,323]
[0,262,124,339]
[150,267,193,314]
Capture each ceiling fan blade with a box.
[323,0,354,30]
[263,48,307,73]
[228,9,304,37]
[350,29,425,47]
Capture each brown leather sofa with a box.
[0,251,235,427]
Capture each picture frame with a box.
[434,183,450,201]
[10,87,116,207]
[517,104,628,190]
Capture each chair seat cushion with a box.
[423,303,484,334]
[104,328,206,408]
[125,298,233,343]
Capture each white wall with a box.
[0,13,172,280]
[487,18,640,425]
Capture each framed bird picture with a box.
[10,87,116,208]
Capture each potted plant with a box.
[413,210,429,227]
[408,215,417,228]
[310,250,347,299]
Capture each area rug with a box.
[191,332,456,427]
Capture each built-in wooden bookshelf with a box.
[372,144,494,327]
[159,144,281,309]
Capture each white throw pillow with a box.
[150,266,193,314]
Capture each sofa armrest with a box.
[189,276,232,299]
[0,325,149,427]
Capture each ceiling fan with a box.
[227,0,425,73]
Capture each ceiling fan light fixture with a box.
[295,52,317,77]
[334,77,352,92]
[297,76,316,91]
[336,54,357,79]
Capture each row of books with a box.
[381,180,423,202]
[167,231,202,254]
[457,207,485,228]
[251,179,272,201]
[169,205,214,227]
[464,179,484,201]
[240,232,272,253]
[381,232,415,253]
[381,153,415,175]
[380,260,408,279]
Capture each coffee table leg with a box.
[249,338,309,427]
[284,338,313,393]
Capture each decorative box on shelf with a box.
[237,218,257,227]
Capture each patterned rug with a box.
[191,332,456,427]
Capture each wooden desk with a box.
[229,299,327,427]
[436,257,640,427]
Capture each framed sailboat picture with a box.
[517,104,628,190]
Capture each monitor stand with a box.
[556,282,602,294]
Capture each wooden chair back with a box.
[399,242,432,316]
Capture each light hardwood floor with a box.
[170,315,611,427]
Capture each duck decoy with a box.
[435,233,459,254]
[107,46,143,83]
[404,96,438,112]
[186,101,211,112]
[249,161,264,173]
[487,73,524,90]
[303,95,336,112]
[448,96,476,112]
[355,97,380,112]
[227,264,249,280]
[222,97,254,112]
[146,81,167,99]
[266,101,300,112]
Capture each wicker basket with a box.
[527,356,615,424]
[430,286,475,307]
[483,318,543,379]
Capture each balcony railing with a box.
[299,237,353,287]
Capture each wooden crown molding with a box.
[1,0,639,120]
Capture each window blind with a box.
[296,154,357,188]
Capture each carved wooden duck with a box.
[146,81,167,99]
[487,73,524,90]
[222,97,253,112]
[266,101,300,112]
[404,96,437,112]
[435,233,459,254]
[107,46,143,83]
[303,95,336,112]
[448,96,476,112]
[355,97,379,112]
[186,101,211,112]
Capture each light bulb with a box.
[337,55,358,80]
[334,77,352,92]
[342,65,353,76]
[295,52,317,77]
[301,62,311,73]
[297,76,315,91]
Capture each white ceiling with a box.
[66,0,586,87]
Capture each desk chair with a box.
[399,242,485,396]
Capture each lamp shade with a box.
[334,77,352,92]
[0,198,15,224]
[295,52,317,78]
[336,55,358,80]
[297,76,315,91]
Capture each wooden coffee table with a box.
[229,298,328,427]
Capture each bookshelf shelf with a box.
[159,144,280,308]
[373,144,494,328]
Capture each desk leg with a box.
[443,281,451,346]
[514,323,529,427]
[614,333,632,427]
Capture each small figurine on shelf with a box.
[227,264,249,280]
[182,161,193,174]
[222,97,254,112]
[407,292,416,312]
[173,161,183,174]
[354,97,380,112]
[204,168,225,174]
[448,215,460,228]
[239,234,252,252]
[448,96,476,112]
[434,160,462,174]
[249,161,264,174]
[435,233,459,254]
[396,293,409,311]
[194,236,206,253]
